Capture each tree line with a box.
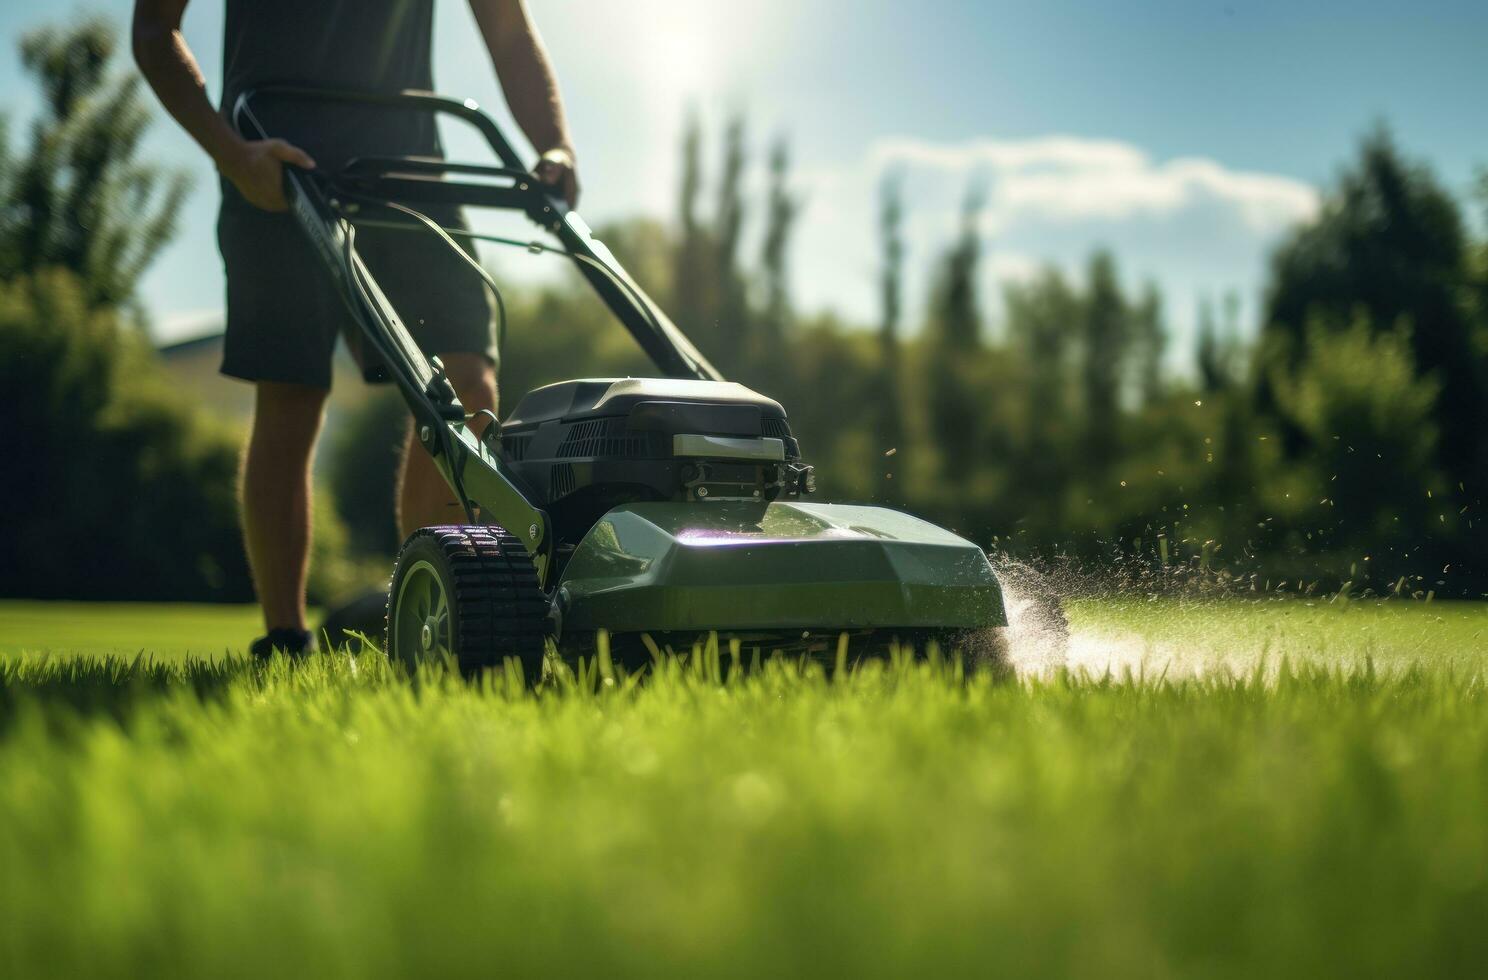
[489,115,1488,596]
[0,21,362,602]
[2,19,1484,601]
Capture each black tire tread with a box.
[386,524,547,677]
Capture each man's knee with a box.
[440,352,498,412]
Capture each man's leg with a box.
[242,381,329,632]
[397,352,498,539]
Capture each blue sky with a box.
[3,0,1485,362]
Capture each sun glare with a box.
[629,5,722,103]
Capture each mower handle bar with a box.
[332,155,556,218]
[236,85,529,170]
[229,85,721,384]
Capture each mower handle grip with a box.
[236,87,570,222]
[231,85,528,171]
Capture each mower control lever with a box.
[333,156,568,227]
[424,356,462,414]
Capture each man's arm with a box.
[132,0,314,211]
[468,0,579,206]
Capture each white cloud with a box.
[785,133,1321,369]
[867,135,1319,233]
[871,135,1150,176]
[984,251,1044,285]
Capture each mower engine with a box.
[495,378,815,542]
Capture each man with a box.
[132,0,578,657]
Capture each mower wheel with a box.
[386,525,548,679]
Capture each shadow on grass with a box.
[0,655,254,733]
[1,630,1019,734]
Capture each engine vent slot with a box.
[502,434,532,461]
[550,463,577,498]
[761,417,801,460]
[557,418,664,458]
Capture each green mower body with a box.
[558,501,1006,635]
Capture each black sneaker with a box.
[249,628,317,661]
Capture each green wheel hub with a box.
[394,559,452,663]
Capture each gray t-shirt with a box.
[220,0,442,178]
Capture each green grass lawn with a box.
[1068,595,1488,674]
[0,600,264,660]
[2,598,1486,978]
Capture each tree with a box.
[873,170,906,500]
[925,182,988,484]
[758,135,799,342]
[0,269,252,600]
[712,114,750,372]
[1262,129,1488,495]
[1196,297,1222,392]
[1266,317,1450,586]
[1197,291,1246,394]
[0,19,366,604]
[930,182,987,351]
[0,19,189,319]
[669,111,755,376]
[672,111,709,345]
[1130,281,1166,404]
[1471,168,1488,361]
[1003,267,1079,528]
[1080,250,1128,474]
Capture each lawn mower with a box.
[233,87,1010,674]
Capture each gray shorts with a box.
[217,190,495,389]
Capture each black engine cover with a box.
[494,379,808,544]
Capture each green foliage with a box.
[1253,132,1488,586]
[0,270,251,600]
[711,116,750,369]
[1079,250,1128,473]
[326,391,409,560]
[1262,318,1448,583]
[494,259,654,401]
[307,486,382,603]
[1263,129,1488,493]
[661,111,798,394]
[781,315,886,497]
[999,269,1080,530]
[929,183,987,351]
[873,171,906,502]
[0,18,189,316]
[757,135,799,341]
[1130,282,1165,403]
[1195,292,1245,393]
[924,185,989,485]
[2,599,1488,976]
[0,19,360,605]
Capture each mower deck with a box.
[556,501,1006,635]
